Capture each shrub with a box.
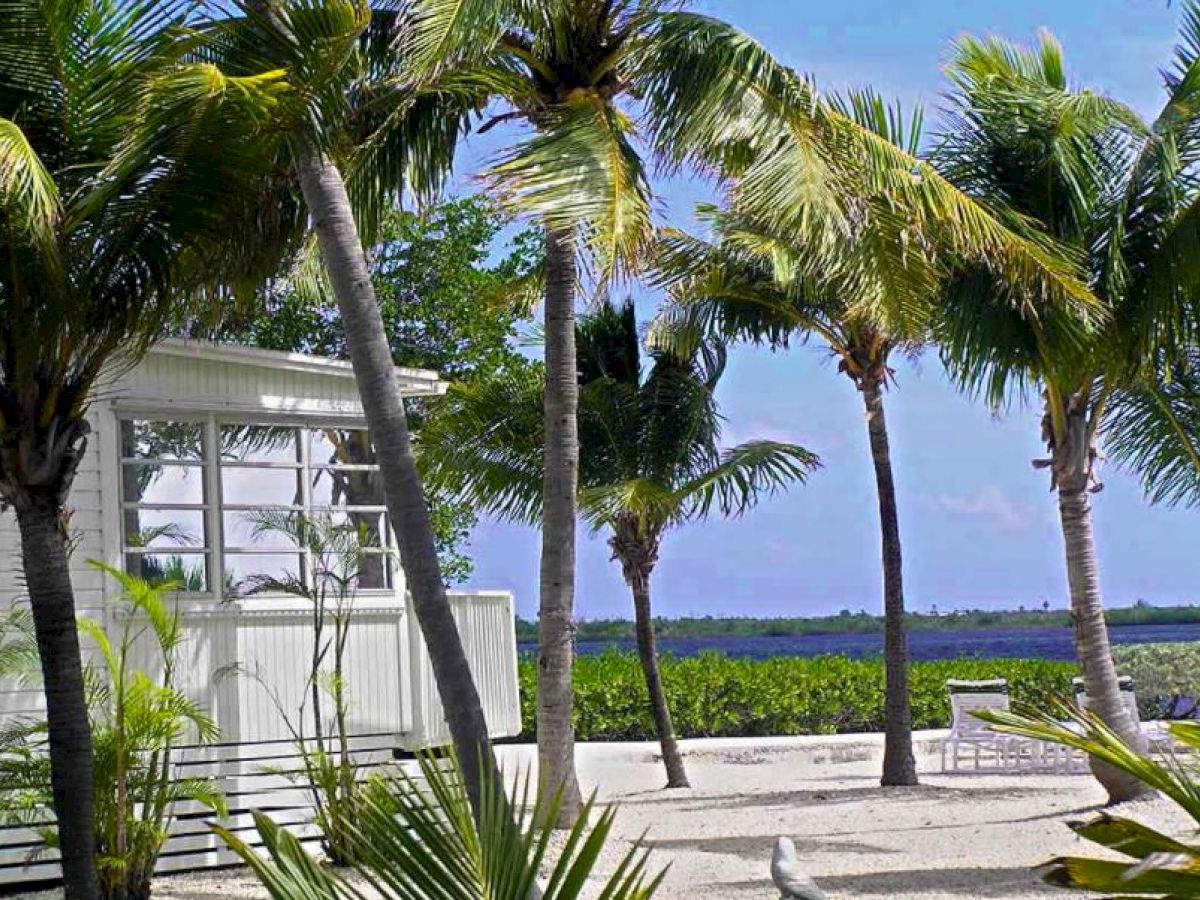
[517,650,1077,740]
[1113,642,1200,719]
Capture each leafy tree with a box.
[228,196,540,583]
[655,89,935,787]
[422,300,818,787]
[932,17,1200,801]
[0,2,293,891]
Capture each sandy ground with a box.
[14,732,1193,899]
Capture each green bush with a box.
[516,650,1078,741]
[1113,642,1200,719]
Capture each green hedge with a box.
[1113,642,1200,719]
[516,651,1078,741]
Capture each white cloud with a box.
[935,486,1031,532]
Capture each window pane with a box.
[222,512,300,551]
[120,420,204,461]
[225,553,305,591]
[126,553,209,592]
[310,469,384,508]
[123,464,206,505]
[221,466,302,507]
[322,510,388,549]
[124,509,208,549]
[310,428,374,467]
[353,553,392,591]
[221,425,299,464]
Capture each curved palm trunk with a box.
[1053,402,1151,803]
[15,500,98,900]
[538,227,583,824]
[610,524,687,786]
[630,572,689,788]
[859,375,917,787]
[293,147,499,818]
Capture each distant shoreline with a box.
[514,604,1200,643]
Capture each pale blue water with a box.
[518,623,1200,661]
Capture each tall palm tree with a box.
[0,2,294,893]
[201,0,503,817]
[421,301,818,788]
[400,0,1100,822]
[655,91,940,787]
[932,15,1200,801]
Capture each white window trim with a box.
[106,409,404,609]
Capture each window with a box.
[120,418,396,598]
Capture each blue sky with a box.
[457,0,1200,621]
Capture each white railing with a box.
[404,591,523,750]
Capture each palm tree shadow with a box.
[720,865,1059,897]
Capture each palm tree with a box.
[399,0,1099,822]
[932,17,1200,801]
[654,91,940,787]
[0,2,292,893]
[204,0,503,818]
[422,301,819,787]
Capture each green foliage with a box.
[1113,642,1200,719]
[0,564,224,900]
[218,752,664,900]
[515,651,1076,741]
[978,702,1200,896]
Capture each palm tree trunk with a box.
[629,570,689,788]
[859,375,917,787]
[15,500,98,900]
[1053,409,1151,802]
[537,227,583,824]
[292,146,499,818]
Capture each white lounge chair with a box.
[941,679,1033,772]
[1072,676,1174,756]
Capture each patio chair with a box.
[1072,676,1174,756]
[941,679,1034,772]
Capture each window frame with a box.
[116,412,399,604]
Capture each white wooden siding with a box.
[0,343,522,887]
[406,591,522,749]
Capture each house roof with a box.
[150,339,447,396]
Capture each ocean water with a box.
[517,622,1200,662]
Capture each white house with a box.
[0,340,522,884]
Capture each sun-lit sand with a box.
[13,732,1191,899]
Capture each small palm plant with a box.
[422,301,818,788]
[0,563,224,900]
[977,703,1200,896]
[235,510,378,865]
[218,752,664,900]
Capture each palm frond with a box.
[218,752,665,900]
[679,440,819,521]
[1103,352,1200,507]
[487,97,653,280]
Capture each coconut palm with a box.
[400,0,1099,822]
[0,2,293,892]
[422,300,818,787]
[654,90,1037,786]
[197,0,504,818]
[932,16,1200,801]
